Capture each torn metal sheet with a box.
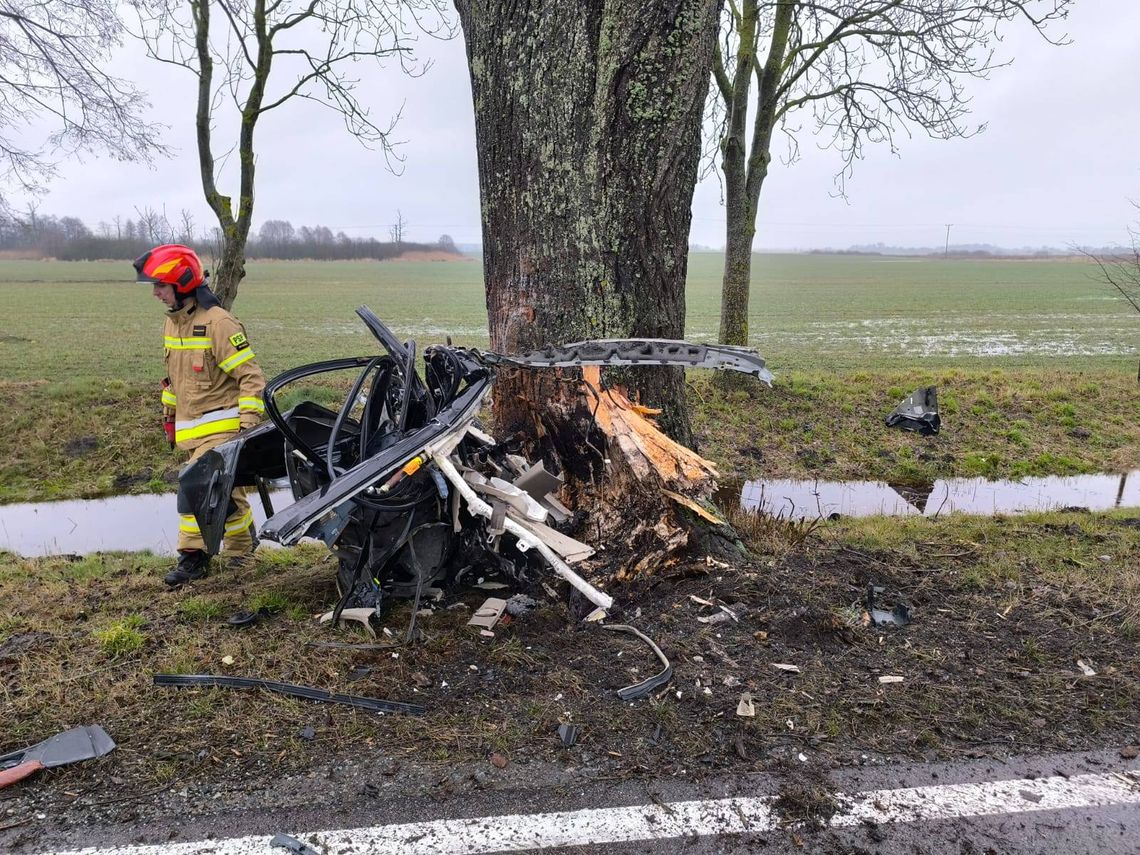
[483,339,774,383]
[886,386,940,435]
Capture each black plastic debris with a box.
[154,674,425,715]
[557,723,580,748]
[886,386,940,435]
[865,585,912,627]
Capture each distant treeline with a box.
[811,242,1127,258]
[0,210,461,262]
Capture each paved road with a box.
[9,748,1139,854]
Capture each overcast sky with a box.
[19,1,1140,250]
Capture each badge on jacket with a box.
[229,332,250,350]
[193,325,207,336]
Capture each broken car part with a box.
[481,339,774,383]
[886,386,940,435]
[153,674,425,715]
[270,833,321,855]
[180,307,772,618]
[865,585,912,627]
[557,723,581,747]
[0,725,116,789]
[468,597,507,630]
[602,624,673,701]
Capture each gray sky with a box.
[19,1,1140,250]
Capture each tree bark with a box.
[716,0,790,347]
[456,0,721,445]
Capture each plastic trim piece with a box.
[602,624,673,700]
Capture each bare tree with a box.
[0,0,165,211]
[129,0,451,308]
[389,208,406,249]
[1083,206,1140,382]
[178,208,196,244]
[709,0,1073,346]
[134,204,171,243]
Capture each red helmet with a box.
[134,244,204,294]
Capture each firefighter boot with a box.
[164,549,212,587]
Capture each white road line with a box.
[41,769,1140,855]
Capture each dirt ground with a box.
[2,509,1138,841]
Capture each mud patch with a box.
[111,467,153,490]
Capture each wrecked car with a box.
[181,307,772,621]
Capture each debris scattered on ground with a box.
[885,385,940,435]
[772,663,802,674]
[697,612,730,625]
[317,607,377,638]
[557,724,581,747]
[474,581,509,590]
[488,751,509,769]
[602,624,673,701]
[0,726,116,789]
[736,692,755,717]
[298,726,315,742]
[227,610,259,628]
[864,585,912,627]
[153,674,425,715]
[878,675,905,684]
[505,594,538,617]
[1077,659,1097,677]
[1120,746,1139,759]
[468,598,507,630]
[270,832,321,855]
[221,655,235,666]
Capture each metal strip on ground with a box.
[37,769,1140,855]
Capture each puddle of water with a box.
[0,490,293,558]
[724,471,1139,520]
[2,472,1136,558]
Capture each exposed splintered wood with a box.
[513,366,731,582]
[580,367,718,490]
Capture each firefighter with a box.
[134,244,267,586]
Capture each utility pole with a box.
[944,224,953,258]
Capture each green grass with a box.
[95,614,146,657]
[0,255,1136,502]
[0,254,1135,384]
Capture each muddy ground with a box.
[1,510,1138,847]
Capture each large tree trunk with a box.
[211,238,246,310]
[457,0,728,578]
[456,0,721,445]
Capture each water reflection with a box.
[726,471,1138,520]
[0,490,293,558]
[1,473,1136,559]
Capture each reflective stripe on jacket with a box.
[162,301,266,450]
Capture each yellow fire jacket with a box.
[160,301,266,451]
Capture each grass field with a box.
[0,253,1136,385]
[0,254,1136,502]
